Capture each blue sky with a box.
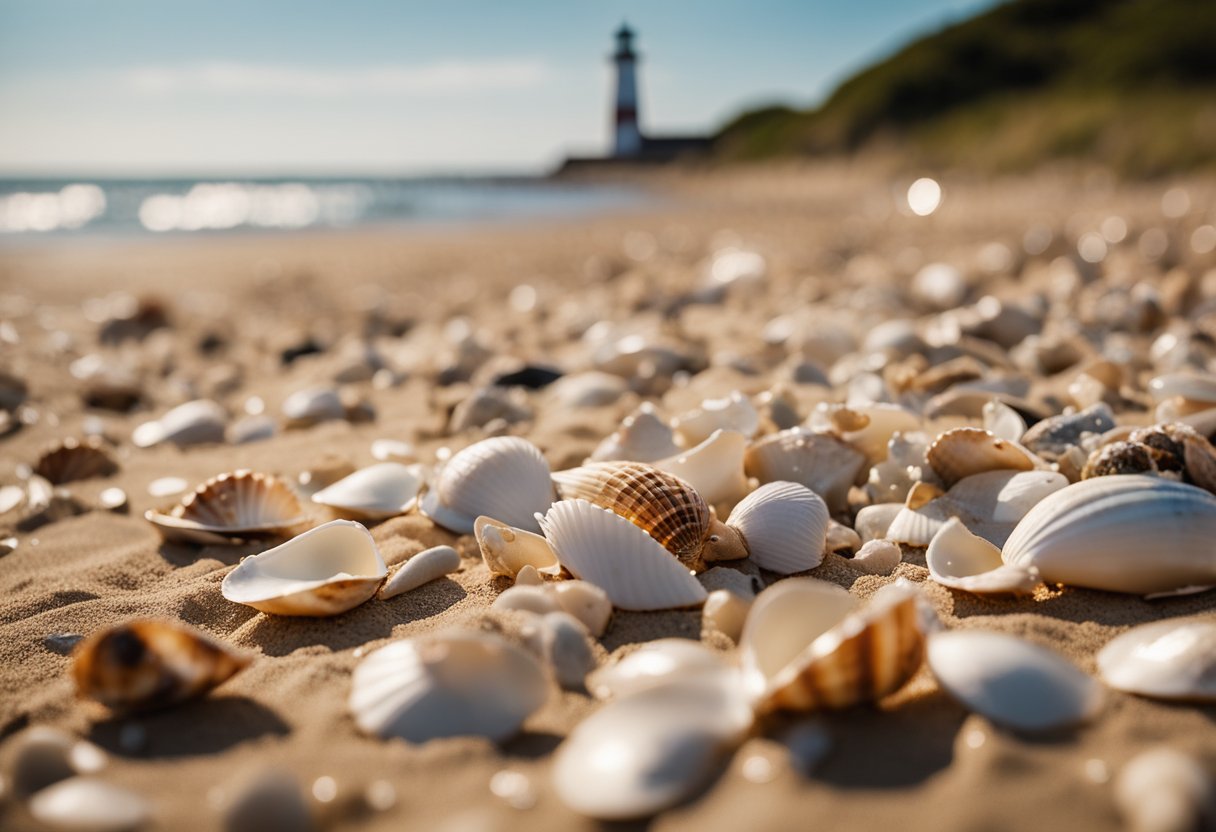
[0,0,999,175]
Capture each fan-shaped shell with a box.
[474,515,562,578]
[673,391,760,446]
[220,519,387,616]
[652,429,750,506]
[926,517,1041,596]
[311,462,426,520]
[132,399,227,448]
[1096,618,1216,702]
[744,428,866,514]
[348,632,549,744]
[1001,476,1216,594]
[34,437,118,484]
[926,427,1040,488]
[145,470,307,544]
[72,619,251,710]
[589,403,680,463]
[725,481,829,574]
[537,499,708,611]
[419,436,553,534]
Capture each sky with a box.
[0,0,1001,176]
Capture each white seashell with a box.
[926,517,1040,595]
[474,515,561,578]
[281,386,344,427]
[1114,748,1214,832]
[28,776,149,832]
[310,462,426,521]
[419,436,553,534]
[348,632,549,743]
[547,371,629,409]
[132,399,227,448]
[1148,371,1216,404]
[1002,476,1216,594]
[226,415,275,444]
[673,391,760,446]
[926,427,1040,488]
[370,438,416,463]
[221,519,387,616]
[1096,618,1216,702]
[586,639,731,700]
[589,402,680,463]
[7,727,108,799]
[926,630,1103,732]
[514,564,543,586]
[551,581,613,637]
[702,589,753,642]
[491,585,562,617]
[147,476,188,498]
[825,520,862,554]
[810,402,920,463]
[851,538,902,575]
[744,428,866,514]
[725,481,829,574]
[145,470,308,545]
[652,429,750,506]
[552,675,753,820]
[854,503,902,541]
[0,483,24,514]
[537,500,707,611]
[379,545,460,600]
[983,399,1027,442]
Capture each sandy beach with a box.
[1,164,1215,831]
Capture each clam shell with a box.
[926,630,1103,732]
[220,519,387,616]
[982,400,1027,442]
[537,499,708,611]
[72,619,251,710]
[926,427,1039,488]
[652,429,750,506]
[744,428,866,514]
[590,402,680,463]
[281,385,344,427]
[926,517,1041,596]
[474,515,561,578]
[586,639,731,699]
[132,399,227,448]
[34,437,118,484]
[379,545,461,600]
[740,578,932,712]
[1096,618,1216,702]
[311,462,426,520]
[145,470,307,544]
[1001,476,1216,594]
[1148,371,1216,405]
[725,481,829,574]
[419,436,553,534]
[348,632,549,743]
[673,391,760,446]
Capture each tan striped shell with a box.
[34,437,118,485]
[173,470,305,532]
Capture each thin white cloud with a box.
[122,59,551,96]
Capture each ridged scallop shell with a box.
[740,578,933,713]
[145,470,307,544]
[673,391,760,447]
[1001,476,1216,594]
[132,399,227,448]
[474,515,562,578]
[419,436,553,534]
[926,427,1040,488]
[589,403,680,463]
[72,619,251,710]
[724,481,829,574]
[926,517,1041,596]
[652,429,750,506]
[348,632,549,743]
[34,437,118,484]
[537,499,708,611]
[310,462,426,520]
[220,519,387,616]
[1096,618,1216,702]
[744,428,866,514]
[586,639,732,700]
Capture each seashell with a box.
[855,503,902,541]
[1148,371,1216,405]
[810,402,919,464]
[72,619,251,710]
[551,581,613,637]
[310,462,426,521]
[702,589,752,642]
[552,674,753,821]
[753,384,802,432]
[474,515,561,578]
[850,538,902,576]
[0,483,24,514]
[1019,402,1116,461]
[448,385,532,433]
[1114,748,1214,832]
[586,639,731,700]
[226,415,275,444]
[926,517,1040,595]
[1096,618,1216,702]
[865,431,934,505]
[926,630,1103,732]
[371,438,416,463]
[514,564,543,586]
[222,768,315,832]
[546,371,629,409]
[221,519,387,616]
[926,427,1040,488]
[537,499,707,611]
[281,386,344,427]
[132,399,227,448]
[744,428,866,514]
[29,776,149,832]
[6,727,108,799]
[524,611,598,691]
[552,461,746,569]
[673,391,759,446]
[348,631,548,743]
[1081,440,1161,480]
[492,585,561,617]
[652,429,750,506]
[379,545,460,600]
[145,470,307,545]
[825,519,862,554]
[419,436,553,534]
[740,578,933,713]
[725,481,829,574]
[34,437,118,484]
[1002,476,1216,594]
[589,402,680,463]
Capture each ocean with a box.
[0,176,646,238]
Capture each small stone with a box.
[147,477,188,498]
[702,589,752,642]
[43,633,84,655]
[851,538,902,575]
[98,488,128,512]
[378,545,461,600]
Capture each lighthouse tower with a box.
[611,23,643,158]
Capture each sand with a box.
[1,164,1214,831]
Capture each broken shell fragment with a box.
[724,481,829,575]
[652,429,750,506]
[379,545,461,600]
[145,470,307,545]
[474,515,561,578]
[34,437,118,484]
[926,427,1039,488]
[589,402,680,463]
[310,462,426,521]
[132,399,227,448]
[926,518,1040,596]
[72,619,251,710]
[419,436,553,534]
[673,391,759,446]
[586,639,731,700]
[850,538,902,576]
[1096,618,1216,702]
[221,519,387,616]
[491,585,562,617]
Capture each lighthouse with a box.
[611,23,643,158]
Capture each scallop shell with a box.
[552,461,746,569]
[586,639,731,700]
[673,391,760,446]
[926,427,1040,488]
[740,578,933,713]
[652,429,750,506]
[537,499,708,611]
[419,436,554,534]
[926,630,1103,732]
[474,515,562,578]
[72,619,251,710]
[724,481,829,574]
[589,403,680,463]
[1096,618,1216,702]
[744,428,866,514]
[310,462,426,520]
[379,545,461,600]
[220,519,387,616]
[926,517,1041,596]
[132,399,227,448]
[145,470,307,544]
[1001,476,1216,594]
[34,437,118,484]
[348,631,549,743]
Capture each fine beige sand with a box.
[1,164,1214,831]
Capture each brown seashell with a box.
[34,437,118,485]
[552,461,747,569]
[73,619,251,710]
[146,470,308,544]
[1083,423,1216,496]
[926,427,1039,488]
[1082,441,1159,480]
